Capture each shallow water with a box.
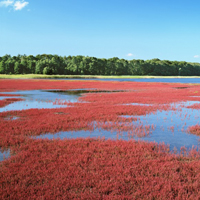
[1,87,200,161]
[35,100,200,152]
[0,150,10,161]
[133,104,200,151]
[35,127,200,152]
[0,90,80,112]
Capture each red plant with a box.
[187,103,200,109]
[188,124,200,136]
[0,80,200,146]
[1,79,200,199]
[1,138,200,199]
[0,98,24,108]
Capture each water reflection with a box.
[35,100,200,152]
[63,78,200,84]
[34,127,200,153]
[0,90,80,112]
[0,149,10,161]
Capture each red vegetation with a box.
[0,79,200,103]
[1,79,200,199]
[1,138,200,199]
[0,102,157,147]
[0,98,24,108]
[1,79,200,146]
[187,103,200,109]
[0,94,21,97]
[188,125,200,136]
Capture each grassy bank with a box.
[0,74,200,79]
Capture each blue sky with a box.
[0,0,200,62]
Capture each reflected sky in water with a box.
[35,101,200,152]
[0,90,80,112]
[64,78,200,83]
[0,149,10,162]
[0,89,81,161]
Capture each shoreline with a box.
[0,74,200,79]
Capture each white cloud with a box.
[0,0,14,7]
[0,0,29,10]
[194,55,200,58]
[14,1,28,10]
[127,53,135,57]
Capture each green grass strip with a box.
[0,74,200,79]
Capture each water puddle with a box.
[0,149,10,162]
[0,89,127,112]
[34,126,200,153]
[34,100,200,152]
[0,90,81,112]
[0,96,19,100]
[123,103,152,106]
[34,129,129,141]
[4,116,20,120]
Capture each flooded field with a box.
[1,79,200,199]
[35,100,200,151]
[1,79,200,160]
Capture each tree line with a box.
[0,54,200,76]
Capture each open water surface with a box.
[64,78,200,84]
[35,101,200,152]
[0,149,10,161]
[0,90,80,113]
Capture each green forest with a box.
[1,54,200,76]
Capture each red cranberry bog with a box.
[1,79,200,199]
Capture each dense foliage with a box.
[1,138,200,199]
[1,54,200,76]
